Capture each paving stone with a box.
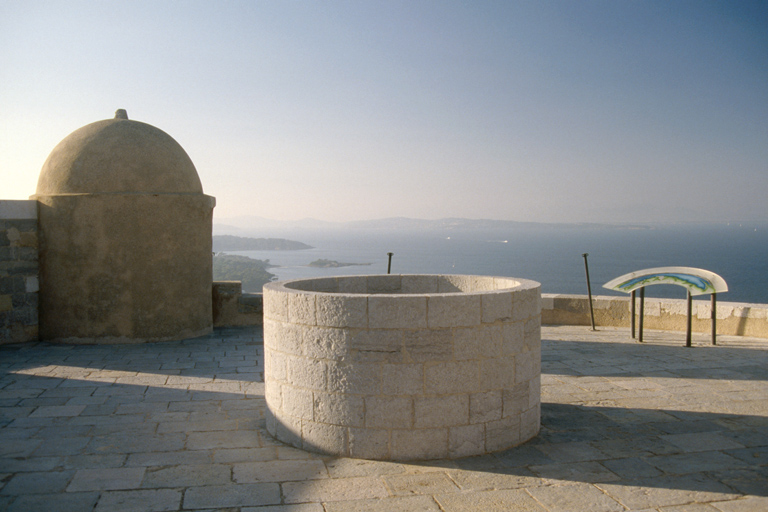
[0,470,74,495]
[324,495,442,512]
[183,483,281,509]
[531,461,621,483]
[595,474,740,510]
[94,489,182,512]
[233,459,327,483]
[6,491,99,512]
[711,496,768,512]
[141,463,232,488]
[661,432,746,452]
[67,467,146,491]
[282,476,389,503]
[527,482,625,512]
[186,430,261,450]
[383,472,460,496]
[435,488,548,511]
[447,467,542,491]
[242,504,325,512]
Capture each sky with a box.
[1,1,766,224]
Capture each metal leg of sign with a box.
[631,290,636,339]
[638,287,645,343]
[711,293,717,346]
[686,291,693,347]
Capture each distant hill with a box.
[213,235,312,252]
[212,254,275,292]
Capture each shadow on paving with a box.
[0,326,766,511]
[541,337,768,381]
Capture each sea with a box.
[226,222,768,305]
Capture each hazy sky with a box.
[2,1,766,224]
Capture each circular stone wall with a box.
[263,274,541,460]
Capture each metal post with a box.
[638,287,645,343]
[711,293,717,346]
[387,252,393,274]
[582,253,596,331]
[630,290,636,339]
[686,290,692,347]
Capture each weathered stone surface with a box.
[263,275,541,459]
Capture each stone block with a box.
[401,275,439,293]
[391,428,447,460]
[520,406,540,441]
[502,382,530,418]
[427,294,481,328]
[327,360,381,395]
[515,351,537,384]
[349,427,390,460]
[425,360,479,394]
[369,295,427,329]
[485,415,521,452]
[403,329,452,363]
[316,295,368,328]
[264,290,288,321]
[381,363,423,395]
[367,275,401,293]
[365,396,412,429]
[287,356,326,391]
[25,276,39,293]
[0,295,11,312]
[302,421,348,455]
[273,413,303,447]
[482,291,513,323]
[479,356,515,391]
[281,386,313,420]
[287,292,316,325]
[449,423,486,458]
[351,329,403,363]
[470,390,502,423]
[313,391,364,427]
[501,322,525,354]
[512,287,540,321]
[438,275,468,292]
[264,382,282,411]
[414,394,468,428]
[303,326,352,360]
[454,325,502,360]
[265,349,287,381]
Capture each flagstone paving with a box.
[1,325,766,511]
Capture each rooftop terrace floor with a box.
[0,326,766,512]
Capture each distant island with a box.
[213,254,275,292]
[309,259,372,268]
[213,235,312,251]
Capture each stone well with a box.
[263,274,541,460]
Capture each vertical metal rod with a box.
[638,287,645,343]
[582,253,596,331]
[686,290,693,347]
[387,252,393,274]
[630,290,636,339]
[711,293,717,346]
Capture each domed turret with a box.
[36,110,203,195]
[32,110,216,343]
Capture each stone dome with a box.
[35,110,204,196]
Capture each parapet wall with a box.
[543,293,768,339]
[0,200,39,344]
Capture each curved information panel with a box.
[603,266,728,296]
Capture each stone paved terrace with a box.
[0,326,766,512]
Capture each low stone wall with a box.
[0,200,39,344]
[212,281,263,327]
[543,293,768,339]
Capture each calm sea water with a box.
[232,223,768,304]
